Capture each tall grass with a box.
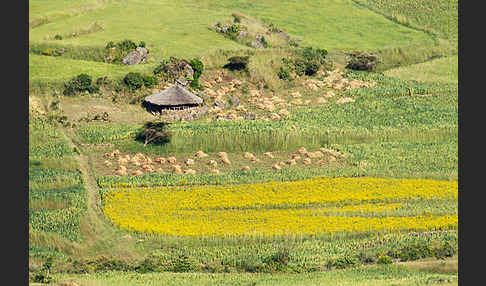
[384,55,458,84]
[373,42,457,72]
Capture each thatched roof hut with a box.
[143,82,203,112]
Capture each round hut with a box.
[143,82,203,113]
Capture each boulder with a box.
[122,47,148,65]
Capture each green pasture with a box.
[29,54,152,84]
[352,0,458,41]
[28,0,438,84]
[384,55,458,84]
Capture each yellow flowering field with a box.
[102,177,458,237]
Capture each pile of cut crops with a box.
[101,177,457,237]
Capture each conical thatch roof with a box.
[144,84,203,106]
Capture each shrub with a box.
[189,58,204,80]
[54,34,63,40]
[433,241,456,259]
[389,243,433,262]
[63,74,99,96]
[124,72,144,90]
[226,24,241,40]
[142,75,157,88]
[153,57,193,81]
[153,59,170,76]
[278,66,291,80]
[223,56,250,71]
[134,258,159,273]
[346,51,380,71]
[357,250,376,264]
[116,39,137,52]
[260,36,269,48]
[263,248,291,268]
[105,41,115,49]
[104,39,148,64]
[136,122,172,146]
[304,62,319,76]
[279,46,329,77]
[298,47,328,64]
[189,58,204,89]
[326,256,357,269]
[377,254,393,264]
[171,254,198,272]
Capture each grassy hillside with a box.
[352,0,458,41]
[29,0,438,84]
[384,55,458,84]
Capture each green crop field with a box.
[28,0,458,284]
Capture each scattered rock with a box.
[244,113,256,120]
[272,164,281,170]
[242,166,251,171]
[122,47,148,65]
[291,91,302,98]
[270,113,281,121]
[221,157,231,165]
[323,91,335,98]
[167,156,177,164]
[336,97,355,104]
[243,152,255,159]
[230,96,240,107]
[215,100,228,109]
[278,109,290,116]
[306,151,323,158]
[263,152,274,158]
[210,169,220,174]
[297,147,308,155]
[185,158,195,165]
[195,151,208,158]
[184,169,196,174]
[286,159,296,165]
[328,156,337,163]
[172,165,183,174]
[316,97,328,104]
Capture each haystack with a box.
[143,82,203,112]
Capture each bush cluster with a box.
[189,58,204,89]
[346,51,380,71]
[104,39,148,64]
[387,240,456,262]
[63,74,99,96]
[325,256,357,270]
[279,46,329,79]
[123,72,157,90]
[223,56,250,71]
[215,22,244,40]
[136,122,172,146]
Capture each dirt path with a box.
[61,129,141,259]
